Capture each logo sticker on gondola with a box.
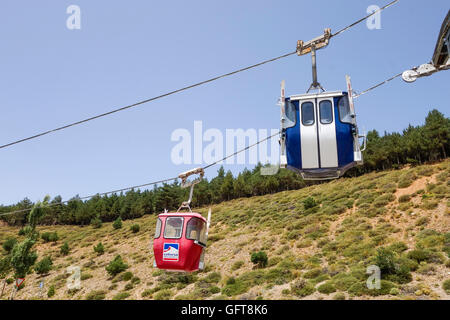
[163,243,179,261]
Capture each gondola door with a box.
[299,99,319,169]
[299,97,338,170]
[316,97,338,168]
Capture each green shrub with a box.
[281,289,290,295]
[81,273,93,280]
[333,292,346,300]
[398,172,416,188]
[390,287,400,295]
[417,264,435,275]
[397,257,418,272]
[231,260,244,271]
[305,270,327,282]
[416,166,434,177]
[397,202,412,211]
[121,271,133,281]
[85,290,106,300]
[264,268,294,285]
[421,200,439,210]
[375,248,396,274]
[67,288,80,296]
[41,232,58,243]
[222,279,249,296]
[47,285,55,298]
[204,272,221,284]
[375,280,398,296]
[290,279,315,297]
[348,280,397,296]
[90,217,102,229]
[303,268,322,279]
[161,273,197,286]
[317,282,336,294]
[250,251,268,268]
[398,195,411,203]
[388,242,408,253]
[374,247,414,283]
[34,256,53,275]
[303,197,317,209]
[124,283,133,290]
[0,257,11,278]
[2,238,17,253]
[106,255,128,276]
[113,292,130,300]
[267,256,282,267]
[113,217,123,230]
[407,249,431,263]
[398,179,413,189]
[373,194,395,207]
[210,286,221,294]
[381,182,397,193]
[331,274,359,291]
[444,233,450,258]
[141,289,153,298]
[208,234,225,243]
[130,224,140,233]
[385,264,413,284]
[131,276,140,285]
[415,216,429,226]
[60,242,70,256]
[443,279,450,294]
[286,230,299,240]
[154,289,173,300]
[93,242,105,255]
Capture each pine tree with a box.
[423,109,450,159]
[10,196,49,278]
[220,171,235,201]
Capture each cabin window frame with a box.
[154,218,162,239]
[337,96,354,124]
[163,217,184,239]
[319,100,334,124]
[301,101,315,126]
[186,217,207,244]
[283,99,296,129]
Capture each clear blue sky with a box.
[0,0,448,205]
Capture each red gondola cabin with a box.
[153,212,207,272]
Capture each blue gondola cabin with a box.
[279,82,365,180]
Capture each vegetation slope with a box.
[1,160,449,300]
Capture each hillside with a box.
[1,160,449,300]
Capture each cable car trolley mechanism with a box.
[279,29,366,180]
[152,168,211,272]
[402,10,450,83]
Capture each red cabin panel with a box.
[153,212,206,272]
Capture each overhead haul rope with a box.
[0,53,295,150]
[354,71,404,98]
[0,177,178,217]
[0,0,399,150]
[330,0,399,38]
[0,131,280,217]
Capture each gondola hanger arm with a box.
[178,167,204,188]
[177,167,205,212]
